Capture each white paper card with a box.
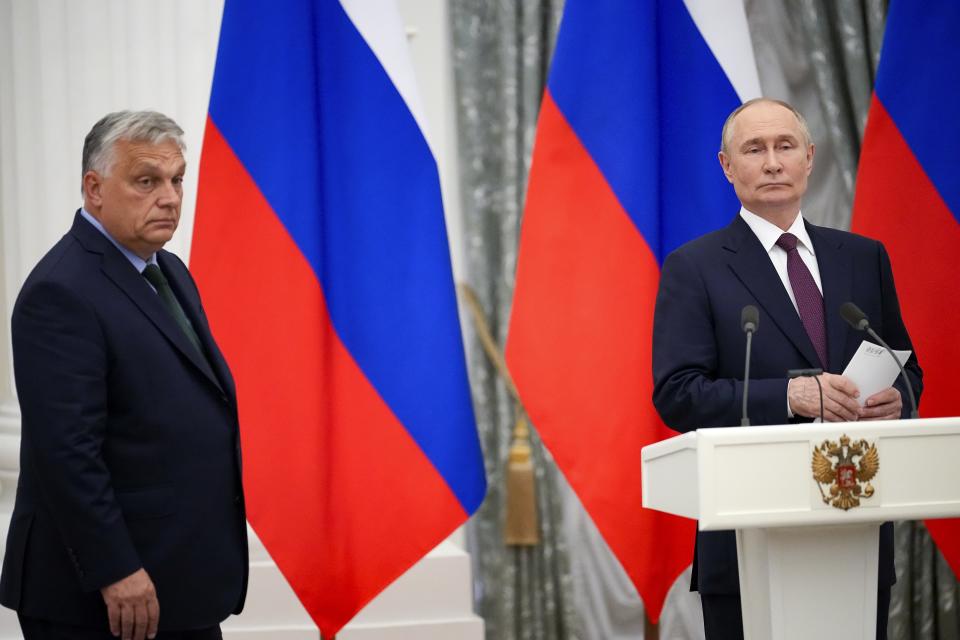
[841,340,911,406]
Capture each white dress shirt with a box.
[738,207,822,313]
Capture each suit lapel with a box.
[806,221,853,372]
[159,251,237,401]
[723,216,822,368]
[70,213,226,395]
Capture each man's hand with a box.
[859,387,902,421]
[788,373,860,422]
[100,568,159,640]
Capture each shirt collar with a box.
[739,207,815,255]
[80,208,158,273]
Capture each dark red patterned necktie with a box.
[776,232,827,368]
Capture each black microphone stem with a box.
[840,301,919,419]
[813,375,824,423]
[740,305,759,426]
[741,330,753,426]
[866,326,919,419]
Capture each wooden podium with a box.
[641,417,960,640]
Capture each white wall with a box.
[0,1,475,637]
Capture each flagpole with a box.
[644,613,659,640]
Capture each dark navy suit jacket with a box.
[0,212,248,630]
[652,214,922,594]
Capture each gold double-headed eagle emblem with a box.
[811,434,879,511]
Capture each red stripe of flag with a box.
[191,120,469,635]
[852,97,960,572]
[507,92,694,622]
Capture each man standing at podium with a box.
[652,98,922,640]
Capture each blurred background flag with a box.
[190,0,486,636]
[506,0,761,623]
[851,0,960,576]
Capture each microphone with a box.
[840,302,919,418]
[839,302,869,331]
[788,368,824,422]
[741,305,759,334]
[740,305,759,426]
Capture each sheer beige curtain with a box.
[450,2,578,640]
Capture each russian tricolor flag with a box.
[507,0,760,620]
[851,1,960,575]
[190,0,486,636]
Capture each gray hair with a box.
[720,98,812,154]
[82,110,186,178]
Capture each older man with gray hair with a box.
[0,111,248,640]
[653,98,922,640]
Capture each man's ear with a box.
[805,143,816,177]
[82,171,104,208]
[718,151,735,184]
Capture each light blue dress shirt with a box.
[80,208,159,291]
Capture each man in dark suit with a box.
[652,98,922,640]
[0,111,248,640]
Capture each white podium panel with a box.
[642,417,960,640]
[736,524,879,639]
[643,418,960,530]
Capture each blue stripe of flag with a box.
[547,0,742,263]
[207,0,485,512]
[875,0,960,222]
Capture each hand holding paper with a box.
[841,340,911,408]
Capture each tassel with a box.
[504,413,540,546]
[455,284,540,547]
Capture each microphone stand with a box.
[840,302,919,419]
[863,326,919,419]
[742,329,753,426]
[740,305,759,426]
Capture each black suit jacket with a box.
[652,215,922,594]
[0,212,248,630]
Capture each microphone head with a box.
[741,305,759,334]
[840,302,870,331]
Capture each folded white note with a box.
[841,340,911,406]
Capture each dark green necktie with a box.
[142,264,204,356]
